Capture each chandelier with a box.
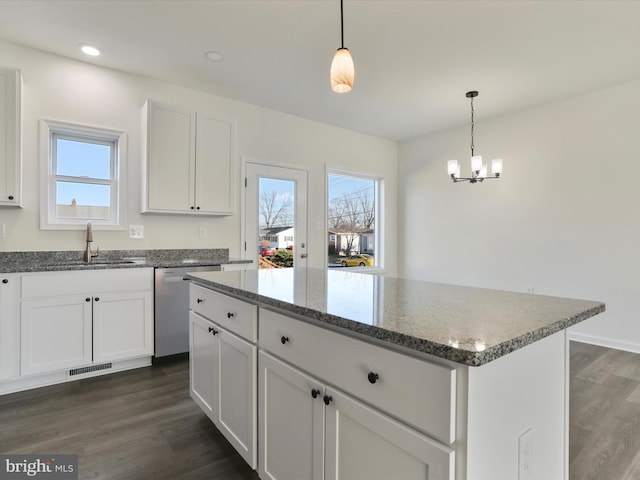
[448,91,502,183]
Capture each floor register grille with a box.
[69,363,112,376]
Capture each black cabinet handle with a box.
[197,298,204,303]
[323,395,333,406]
[190,206,194,210]
[94,297,100,302]
[8,195,14,200]
[367,372,379,384]
[227,312,234,319]
[208,327,218,335]
[1,279,8,284]
[281,336,289,345]
[196,206,200,210]
[85,297,91,302]
[311,389,321,399]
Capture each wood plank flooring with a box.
[0,357,258,480]
[1,342,639,479]
[570,341,640,480]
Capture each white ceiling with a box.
[1,0,639,141]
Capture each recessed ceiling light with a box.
[80,44,101,56]
[204,51,224,62]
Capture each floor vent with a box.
[69,363,113,376]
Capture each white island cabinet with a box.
[141,100,235,216]
[189,284,257,468]
[20,268,154,377]
[187,268,605,480]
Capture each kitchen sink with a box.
[45,259,137,267]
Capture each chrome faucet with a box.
[83,221,97,263]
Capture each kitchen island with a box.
[187,268,604,480]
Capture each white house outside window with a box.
[40,119,127,230]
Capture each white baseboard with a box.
[569,331,640,355]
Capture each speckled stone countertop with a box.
[187,268,605,367]
[0,249,250,273]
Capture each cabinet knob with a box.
[197,298,204,303]
[196,206,200,210]
[367,372,379,384]
[1,279,8,284]
[227,312,235,319]
[323,395,333,406]
[85,297,91,302]
[311,389,321,399]
[94,297,100,302]
[281,336,289,345]
[8,195,14,200]
[190,206,195,210]
[208,327,218,335]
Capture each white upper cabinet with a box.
[141,100,235,215]
[0,66,22,207]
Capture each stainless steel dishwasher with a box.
[154,265,220,357]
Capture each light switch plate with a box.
[129,224,144,239]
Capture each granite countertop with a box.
[0,249,251,273]
[187,267,605,367]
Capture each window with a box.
[40,119,127,229]
[328,171,382,269]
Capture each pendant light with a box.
[447,91,503,183]
[330,0,354,93]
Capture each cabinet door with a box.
[194,113,233,214]
[92,291,154,363]
[0,274,19,380]
[259,352,324,480]
[21,296,93,376]
[218,328,257,469]
[145,101,196,212]
[324,388,455,480]
[189,311,219,421]
[0,66,21,207]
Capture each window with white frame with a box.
[328,171,382,269]
[40,119,126,229]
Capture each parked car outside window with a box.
[340,254,374,267]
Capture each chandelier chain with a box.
[470,95,475,157]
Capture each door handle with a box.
[300,254,308,258]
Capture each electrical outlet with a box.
[526,286,535,294]
[519,428,533,479]
[316,221,323,230]
[199,227,207,238]
[129,225,144,239]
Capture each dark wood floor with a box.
[0,357,258,480]
[570,341,640,480]
[1,342,639,479]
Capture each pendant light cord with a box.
[340,0,345,48]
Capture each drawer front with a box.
[190,285,257,342]
[21,268,153,298]
[259,308,456,444]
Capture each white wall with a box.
[0,40,398,273]
[398,80,640,351]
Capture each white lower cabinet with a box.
[259,351,454,480]
[0,274,20,380]
[93,291,154,363]
[189,310,257,469]
[21,295,93,376]
[19,269,154,377]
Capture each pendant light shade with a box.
[331,47,354,93]
[330,0,354,93]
